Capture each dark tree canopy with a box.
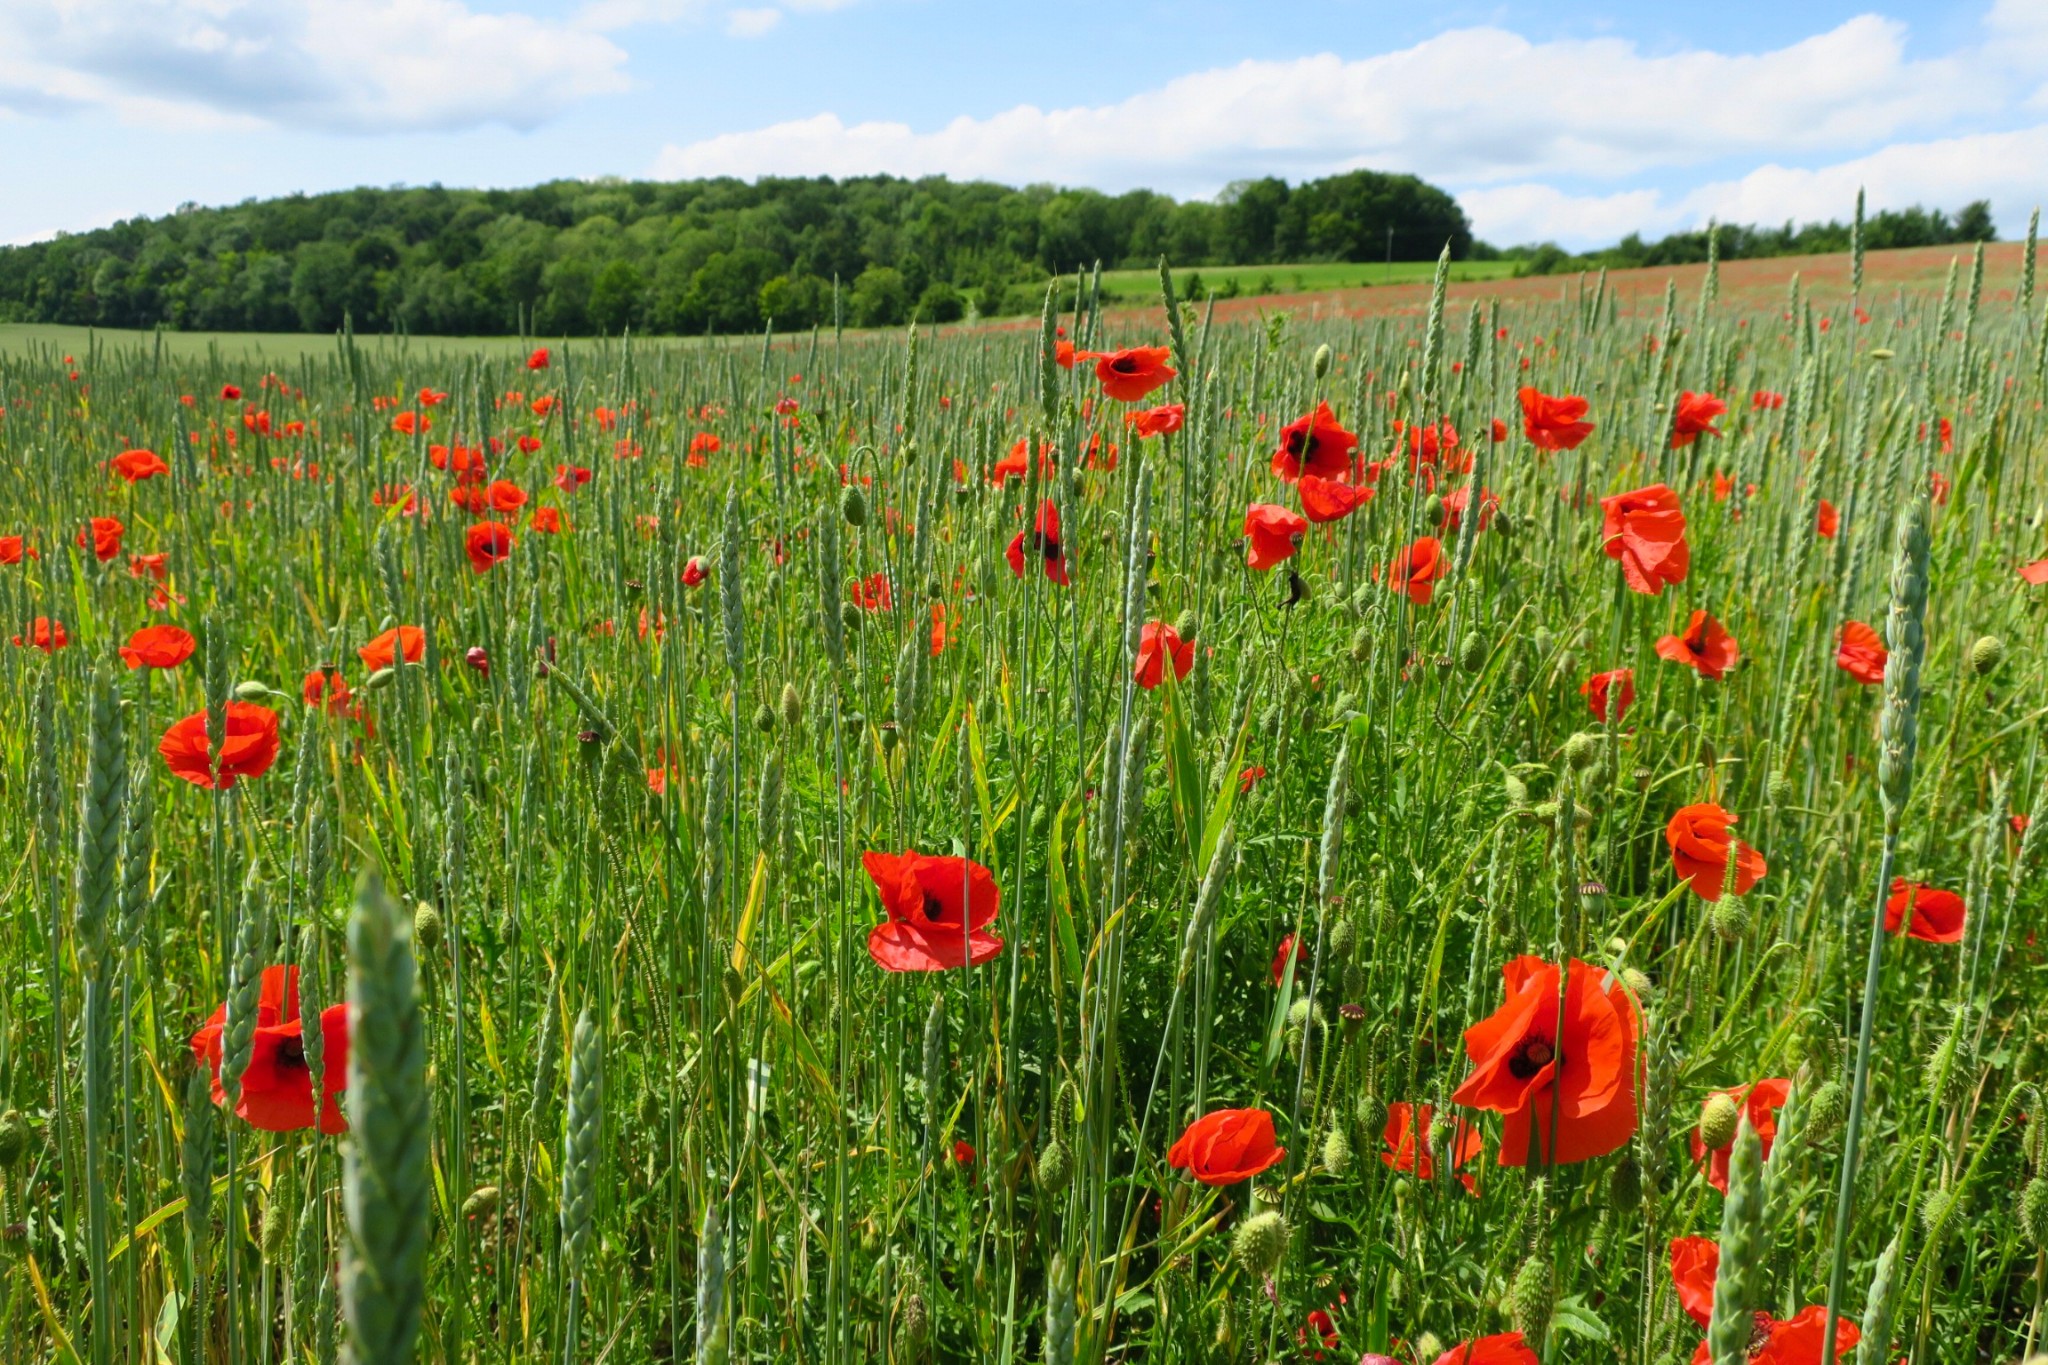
[0,171,1475,337]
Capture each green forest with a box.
[0,171,1472,337]
[1516,200,1999,275]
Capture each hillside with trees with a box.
[0,171,1472,337]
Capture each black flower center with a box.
[1506,1036,1555,1080]
[1035,531,1063,563]
[1111,356,1139,374]
[922,892,957,928]
[278,1037,306,1071]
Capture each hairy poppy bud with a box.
[1173,609,1198,644]
[780,682,803,732]
[1509,1254,1554,1344]
[1503,772,1530,809]
[1423,493,1445,528]
[1492,509,1515,537]
[1329,917,1356,962]
[1869,347,1895,360]
[463,1185,501,1221]
[900,1292,931,1348]
[413,902,444,953]
[1708,896,1748,943]
[0,1111,28,1169]
[1609,1154,1643,1210]
[840,602,861,633]
[2022,1176,2048,1247]
[1457,630,1487,672]
[1698,1092,1741,1152]
[1803,1079,1847,1145]
[840,485,867,527]
[1919,1184,1955,1234]
[1354,1092,1386,1137]
[752,703,776,734]
[365,666,396,691]
[1620,967,1653,1000]
[1414,1332,1443,1363]
[234,680,273,701]
[1767,769,1795,806]
[1970,635,2006,675]
[1038,1138,1073,1194]
[1231,1210,1286,1278]
[1348,625,1372,664]
[465,646,490,676]
[261,1198,289,1260]
[1563,732,1600,770]
[1312,343,1333,378]
[1320,1122,1351,1175]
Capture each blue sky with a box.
[0,0,2040,249]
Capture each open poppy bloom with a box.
[1688,1307,1858,1365]
[303,668,354,715]
[1518,386,1594,451]
[80,516,125,562]
[555,464,591,492]
[1388,536,1447,605]
[482,480,528,513]
[1167,1106,1285,1186]
[851,572,893,612]
[1272,402,1358,482]
[1458,957,1630,1170]
[1671,1237,1719,1328]
[1442,485,1499,533]
[190,965,349,1134]
[1690,1078,1791,1193]
[1130,403,1185,438]
[1134,620,1193,689]
[1581,668,1634,724]
[1006,499,1069,585]
[1432,1333,1539,1365]
[529,507,564,534]
[1666,803,1765,902]
[1816,499,1839,539]
[1245,504,1308,571]
[1381,1101,1483,1194]
[111,448,170,481]
[1834,621,1886,684]
[2022,559,2048,585]
[527,347,550,370]
[861,850,1003,970]
[120,624,195,670]
[991,438,1056,487]
[359,625,425,670]
[0,535,36,564]
[1089,346,1176,402]
[1670,391,1727,448]
[13,616,68,652]
[465,521,514,573]
[1299,474,1373,523]
[160,701,282,789]
[1884,879,1966,943]
[682,556,708,588]
[1600,484,1689,595]
[1454,956,1640,1166]
[1656,610,1738,680]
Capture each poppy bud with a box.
[414,902,444,953]
[1353,1092,1386,1137]
[780,682,803,732]
[365,666,396,691]
[840,485,867,527]
[840,602,862,633]
[463,1186,501,1220]
[901,1292,931,1348]
[0,1111,27,1169]
[1869,347,1895,360]
[2021,1176,2048,1247]
[1698,1092,1741,1152]
[261,1198,289,1260]
[234,680,273,701]
[1312,343,1333,378]
[1563,732,1600,770]
[1708,896,1748,943]
[753,703,776,733]
[1970,635,2006,675]
[1320,1122,1351,1175]
[1172,609,1197,644]
[1919,1184,1955,1234]
[1508,1254,1554,1344]
[1231,1209,1286,1278]
[1767,769,1795,806]
[1493,509,1515,537]
[880,726,899,752]
[1423,493,1445,527]
[1620,967,1653,1000]
[636,1090,661,1127]
[1609,1153,1643,1210]
[1414,1332,1443,1363]
[1348,626,1371,664]
[466,646,490,676]
[1329,917,1356,962]
[1456,630,1487,672]
[1037,1138,1073,1194]
[1803,1079,1847,1145]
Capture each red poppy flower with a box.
[1581,668,1634,724]
[466,521,513,573]
[392,411,427,435]
[2019,559,2048,585]
[1599,484,1689,596]
[1006,499,1070,585]
[851,572,893,612]
[1271,402,1357,483]
[1666,803,1766,902]
[1670,1237,1719,1328]
[0,535,35,564]
[1166,1107,1285,1186]
[359,626,425,670]
[111,448,170,482]
[1752,390,1786,411]
[1382,1101,1483,1194]
[1134,620,1193,689]
[1299,475,1372,523]
[861,850,1003,970]
[1270,933,1299,987]
[1452,956,1641,1166]
[527,347,550,370]
[1884,879,1966,943]
[1689,1078,1791,1194]
[160,701,282,789]
[1816,499,1839,539]
[991,438,1056,487]
[79,516,126,562]
[554,464,591,493]
[1054,338,1078,369]
[1687,1306,1858,1365]
[190,965,349,1134]
[1670,391,1727,448]
[483,480,528,513]
[952,1140,976,1166]
[1089,346,1176,402]
[130,552,169,580]
[1244,503,1307,571]
[682,556,708,588]
[529,506,564,534]
[13,616,68,652]
[1130,403,1185,438]
[1835,621,1886,684]
[1238,765,1267,794]
[1518,386,1594,451]
[1656,610,1738,680]
[120,624,196,670]
[1432,1332,1539,1365]
[1388,536,1446,605]
[1442,485,1499,533]
[303,668,353,714]
[1489,417,1509,442]
[220,384,242,401]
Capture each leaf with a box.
[1548,1296,1611,1344]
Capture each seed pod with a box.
[1231,1210,1286,1278]
[1698,1093,1741,1152]
[1970,635,2006,675]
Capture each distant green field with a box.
[1077,258,1519,304]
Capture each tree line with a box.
[0,172,1472,337]
[1510,201,1999,275]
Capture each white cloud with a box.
[725,7,783,37]
[0,0,630,132]
[653,16,2006,194]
